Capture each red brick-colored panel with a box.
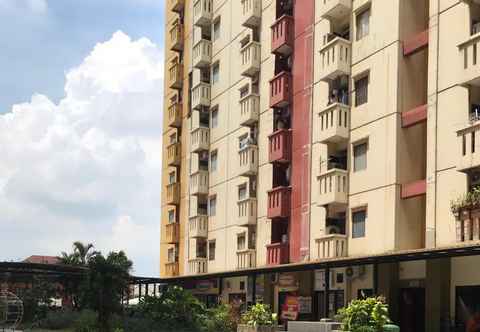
[402,104,427,128]
[401,179,427,199]
[266,242,289,265]
[271,15,294,56]
[403,30,429,56]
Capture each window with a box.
[238,184,247,201]
[208,196,217,216]
[211,107,218,128]
[210,150,218,172]
[168,210,175,223]
[237,233,246,251]
[169,171,176,184]
[208,240,216,261]
[354,75,369,106]
[353,142,368,172]
[212,62,220,84]
[356,8,370,41]
[352,209,366,238]
[213,17,221,41]
[167,248,176,262]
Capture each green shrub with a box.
[37,310,79,330]
[204,304,237,332]
[73,309,98,332]
[240,303,277,327]
[337,297,391,332]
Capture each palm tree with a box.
[72,241,98,265]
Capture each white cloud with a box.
[0,31,163,276]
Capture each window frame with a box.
[356,7,371,41]
[208,240,216,261]
[353,141,368,172]
[210,150,218,172]
[208,195,217,217]
[352,208,367,239]
[212,62,220,85]
[213,17,221,41]
[211,106,219,128]
[354,74,369,107]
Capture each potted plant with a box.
[237,303,277,332]
[336,297,391,332]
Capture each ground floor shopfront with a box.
[167,248,480,332]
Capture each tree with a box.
[59,242,98,266]
[84,251,132,332]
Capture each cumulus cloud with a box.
[0,31,163,276]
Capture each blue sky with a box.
[0,0,166,277]
[0,0,165,113]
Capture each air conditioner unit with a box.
[326,225,341,235]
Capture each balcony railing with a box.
[239,93,260,126]
[318,0,352,20]
[270,71,292,108]
[193,39,212,69]
[237,249,256,269]
[193,0,213,27]
[170,0,184,13]
[459,33,480,86]
[455,208,480,243]
[165,261,179,277]
[266,243,289,265]
[457,121,480,172]
[271,15,294,56]
[241,0,261,28]
[170,22,183,52]
[237,198,257,227]
[190,170,209,196]
[318,103,350,143]
[169,62,183,90]
[267,186,291,219]
[238,145,258,176]
[240,41,261,77]
[317,169,348,206]
[192,82,211,110]
[316,234,347,260]
[191,127,210,153]
[319,37,351,82]
[189,215,208,238]
[165,223,179,244]
[269,129,292,163]
[189,258,208,275]
[167,102,182,128]
[166,142,181,166]
[166,182,180,205]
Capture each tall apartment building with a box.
[161,0,480,330]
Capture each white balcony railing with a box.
[318,103,350,143]
[316,234,347,260]
[193,0,213,27]
[459,33,480,86]
[240,0,261,28]
[238,145,258,176]
[457,122,480,172]
[189,215,208,238]
[190,170,209,195]
[318,168,348,206]
[189,258,208,275]
[239,93,260,126]
[237,249,256,269]
[193,39,212,69]
[240,41,261,77]
[192,82,211,110]
[319,37,351,82]
[237,198,257,227]
[191,127,210,153]
[318,0,352,21]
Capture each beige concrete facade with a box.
[161,2,480,325]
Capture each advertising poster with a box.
[281,295,299,321]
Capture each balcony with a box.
[193,39,212,69]
[170,21,183,52]
[240,41,261,77]
[166,182,180,205]
[455,207,480,244]
[193,0,213,27]
[166,142,181,166]
[266,243,289,265]
[237,249,256,269]
[167,102,182,128]
[318,169,348,206]
[239,93,260,126]
[169,62,183,90]
[269,71,292,108]
[316,234,347,260]
[189,215,208,238]
[241,0,261,28]
[239,145,258,176]
[267,186,291,219]
[401,179,426,199]
[192,82,211,110]
[269,129,292,163]
[170,0,184,13]
[318,0,352,20]
[188,258,208,275]
[191,127,210,153]
[165,223,179,244]
[237,198,257,227]
[271,15,294,56]
[190,170,209,196]
[318,103,350,143]
[458,122,480,172]
[319,37,351,82]
[165,261,179,277]
[403,30,429,57]
[459,33,480,86]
